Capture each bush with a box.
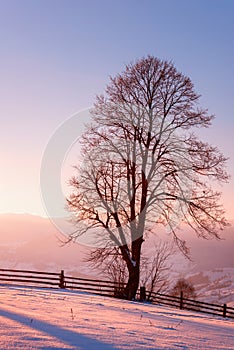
[171,278,196,300]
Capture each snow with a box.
[187,267,234,304]
[0,286,233,349]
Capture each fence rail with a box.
[148,290,234,318]
[0,268,233,319]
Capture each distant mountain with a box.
[183,221,234,304]
[180,221,234,270]
[187,267,234,305]
[0,214,92,277]
[0,214,233,303]
[142,220,234,270]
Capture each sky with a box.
[0,0,234,219]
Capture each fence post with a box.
[180,291,183,309]
[140,286,146,302]
[223,303,227,318]
[59,270,66,289]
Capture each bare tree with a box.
[171,278,197,300]
[87,247,127,297]
[67,56,228,300]
[141,241,175,300]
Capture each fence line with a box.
[0,268,233,319]
[147,289,234,318]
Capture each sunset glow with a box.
[0,1,233,220]
[0,2,234,348]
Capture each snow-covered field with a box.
[0,286,233,349]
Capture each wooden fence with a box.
[0,268,126,297]
[147,290,234,319]
[0,268,233,319]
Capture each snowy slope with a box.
[0,285,233,349]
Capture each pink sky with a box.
[0,1,233,219]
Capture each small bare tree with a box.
[87,247,127,297]
[141,241,175,300]
[67,56,228,300]
[171,278,197,300]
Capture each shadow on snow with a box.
[0,307,117,350]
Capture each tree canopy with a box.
[67,56,228,299]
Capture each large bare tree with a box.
[67,56,228,300]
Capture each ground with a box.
[0,285,233,349]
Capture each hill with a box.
[0,285,234,349]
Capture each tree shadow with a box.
[0,307,117,349]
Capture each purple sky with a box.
[0,0,233,218]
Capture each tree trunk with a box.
[124,264,140,300]
[124,236,144,300]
